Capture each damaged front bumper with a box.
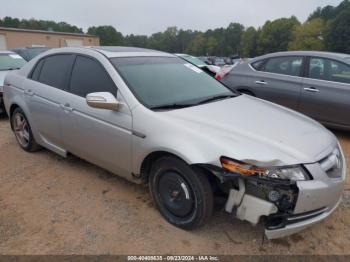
[206,146,347,239]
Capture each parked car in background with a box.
[211,57,226,66]
[0,51,26,114]
[221,51,350,131]
[12,47,50,61]
[198,56,212,65]
[3,47,346,239]
[175,53,221,77]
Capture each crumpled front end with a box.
[205,144,347,239]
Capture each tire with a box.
[149,156,213,229]
[11,107,41,152]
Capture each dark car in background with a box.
[220,51,350,130]
[11,47,50,61]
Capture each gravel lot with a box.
[0,116,349,255]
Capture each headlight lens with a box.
[220,157,310,181]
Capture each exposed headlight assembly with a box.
[220,157,310,181]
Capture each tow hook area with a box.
[225,178,279,225]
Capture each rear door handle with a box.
[304,87,319,93]
[60,103,73,112]
[255,80,268,85]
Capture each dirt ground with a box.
[0,116,349,255]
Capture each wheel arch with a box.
[138,150,222,190]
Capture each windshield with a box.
[111,57,235,109]
[0,53,26,71]
[179,55,206,67]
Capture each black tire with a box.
[11,107,41,152]
[149,156,213,229]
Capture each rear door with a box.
[299,57,350,127]
[60,55,133,178]
[248,56,304,110]
[25,54,75,152]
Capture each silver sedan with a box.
[3,47,347,239]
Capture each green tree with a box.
[87,26,124,45]
[257,17,300,55]
[325,9,350,53]
[205,36,218,56]
[186,34,206,56]
[124,34,148,47]
[240,27,259,57]
[224,23,244,55]
[288,18,325,51]
[0,16,83,33]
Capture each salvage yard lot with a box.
[0,116,349,255]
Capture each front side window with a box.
[111,57,235,109]
[0,53,26,71]
[69,56,117,97]
[38,54,74,90]
[264,57,303,77]
[309,57,350,84]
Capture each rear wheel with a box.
[11,108,40,152]
[149,156,213,229]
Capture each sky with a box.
[0,0,344,35]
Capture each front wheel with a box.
[149,156,213,229]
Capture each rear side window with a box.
[309,57,350,84]
[38,54,74,90]
[264,57,303,77]
[69,56,117,97]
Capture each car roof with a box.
[252,51,350,63]
[41,46,175,58]
[90,46,173,58]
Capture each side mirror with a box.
[86,92,120,111]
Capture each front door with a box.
[249,56,305,110]
[60,55,133,178]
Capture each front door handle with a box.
[255,80,268,85]
[304,87,319,93]
[61,103,73,112]
[24,89,34,96]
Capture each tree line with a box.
[1,0,349,57]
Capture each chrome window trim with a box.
[248,63,304,80]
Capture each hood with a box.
[163,95,337,167]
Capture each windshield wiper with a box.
[150,103,194,110]
[195,94,236,105]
